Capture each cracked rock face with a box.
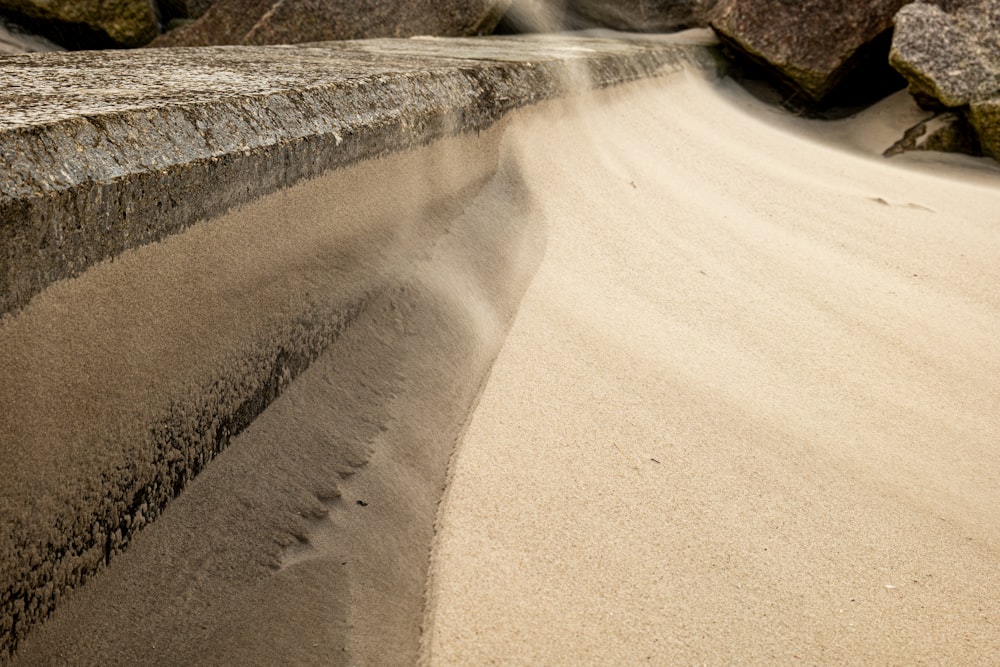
[151,0,513,47]
[890,0,1000,158]
[709,0,916,104]
[566,0,719,32]
[0,0,159,48]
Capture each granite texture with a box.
[890,0,1000,108]
[890,0,1000,159]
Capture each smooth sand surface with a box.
[422,72,1000,664]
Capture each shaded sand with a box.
[422,72,1000,663]
[8,121,545,664]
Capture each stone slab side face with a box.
[889,0,1000,160]
[0,36,717,660]
[969,97,1000,158]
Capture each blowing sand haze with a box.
[3,32,1000,667]
[421,70,1000,663]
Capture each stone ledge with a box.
[0,35,714,319]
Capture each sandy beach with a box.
[421,71,1000,663]
[8,50,1000,665]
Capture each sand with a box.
[7,119,544,665]
[8,52,1000,665]
[421,72,1000,663]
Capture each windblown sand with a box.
[8,58,1000,665]
[421,75,1000,663]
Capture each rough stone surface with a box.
[566,0,719,32]
[890,1,1000,109]
[710,0,916,104]
[889,1,1000,159]
[0,37,716,660]
[969,96,1000,158]
[152,0,512,47]
[0,0,159,49]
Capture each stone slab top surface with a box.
[0,34,707,130]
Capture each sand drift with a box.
[0,34,713,662]
[3,32,1000,666]
[423,69,1000,664]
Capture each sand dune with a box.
[422,71,1000,664]
[10,52,1000,665]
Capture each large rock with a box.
[0,0,159,48]
[968,96,1000,158]
[710,0,915,104]
[158,0,217,20]
[566,0,718,32]
[890,0,1000,158]
[890,1,1000,108]
[152,0,511,47]
[0,14,63,53]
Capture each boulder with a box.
[709,0,914,104]
[566,0,718,32]
[969,96,1000,158]
[0,14,63,53]
[890,1,1000,107]
[152,0,511,47]
[0,0,159,48]
[890,1,1000,108]
[157,0,216,20]
[890,1,1000,158]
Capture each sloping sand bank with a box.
[422,72,1000,663]
[8,121,545,665]
[10,52,999,666]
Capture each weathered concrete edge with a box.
[0,38,715,319]
[0,38,718,660]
